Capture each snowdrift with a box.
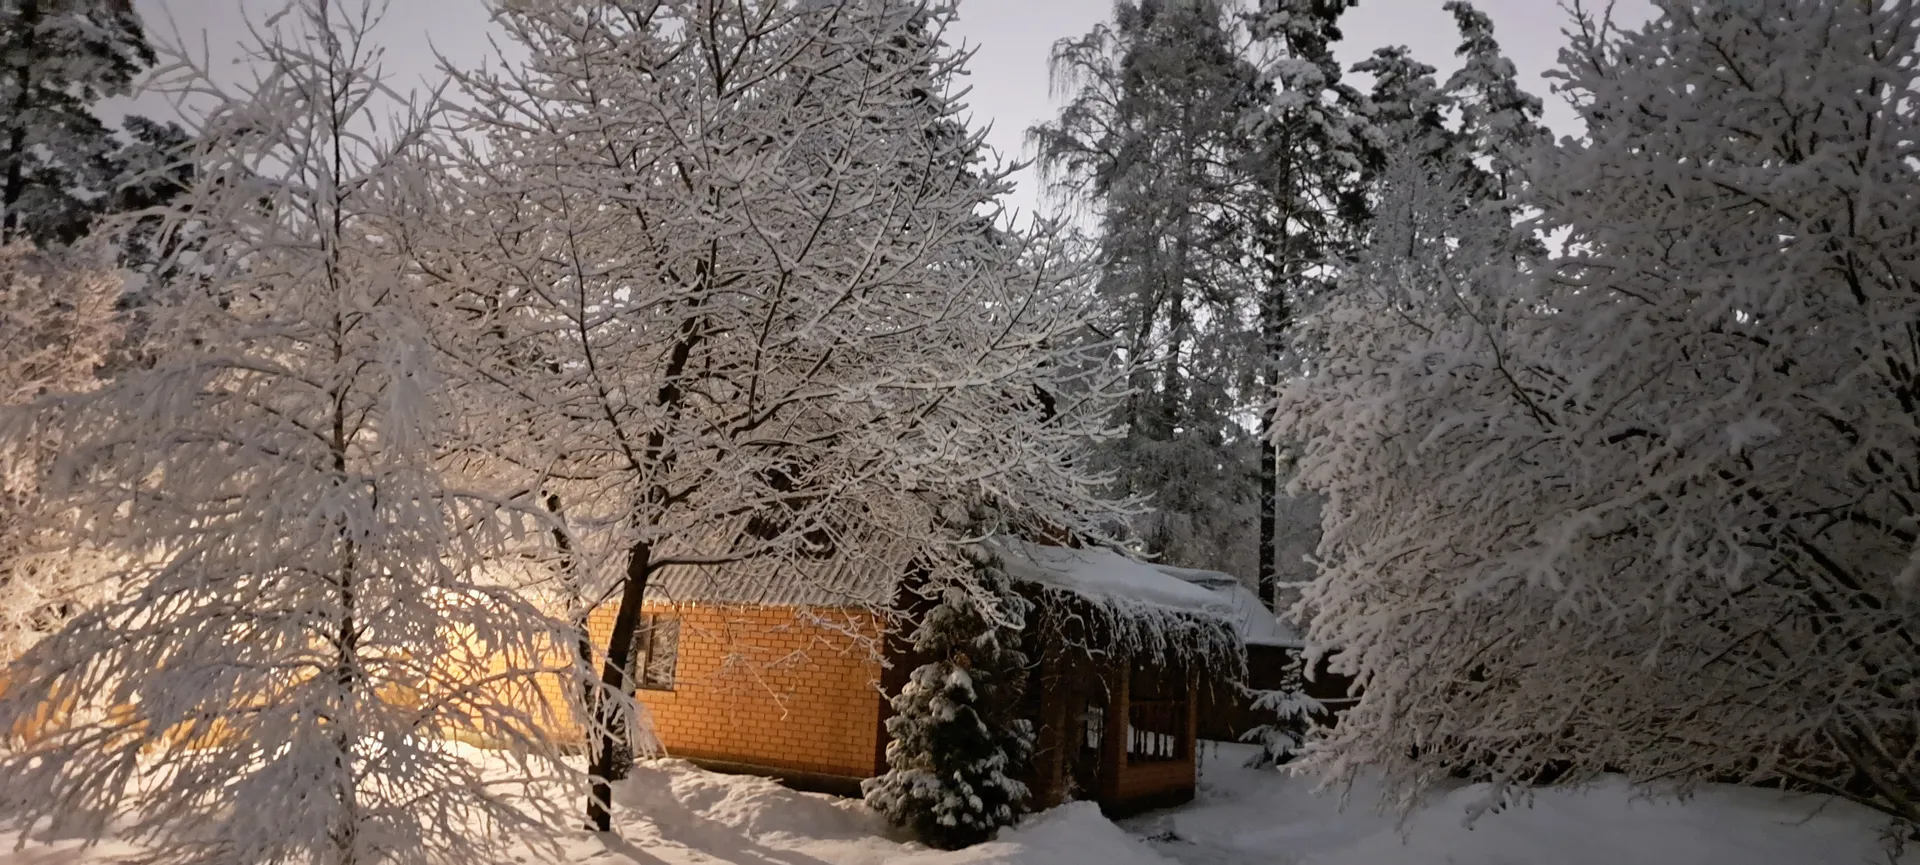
[598,759,1173,865]
[1129,743,1916,865]
[1305,777,1910,865]
[896,803,1173,865]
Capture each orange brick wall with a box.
[5,604,883,778]
[553,603,885,780]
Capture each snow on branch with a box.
[1281,0,1920,827]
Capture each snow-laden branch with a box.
[1282,0,1920,827]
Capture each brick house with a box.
[553,537,1250,816]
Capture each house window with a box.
[629,613,679,691]
[1127,701,1184,762]
[1081,705,1105,750]
[1126,664,1189,763]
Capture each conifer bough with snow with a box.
[864,510,1035,849]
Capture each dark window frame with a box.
[1125,663,1191,763]
[630,612,680,691]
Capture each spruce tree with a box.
[1240,650,1320,767]
[865,533,1034,850]
[0,0,156,246]
[104,115,198,290]
[1442,0,1548,204]
[1348,3,1542,319]
[1355,46,1461,189]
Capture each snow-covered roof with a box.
[1151,565,1303,648]
[645,531,1246,672]
[645,518,915,609]
[984,537,1246,673]
[645,529,1287,654]
[988,539,1233,618]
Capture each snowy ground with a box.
[548,761,1169,865]
[1130,742,1915,865]
[3,743,1912,864]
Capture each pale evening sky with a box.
[123,0,1654,221]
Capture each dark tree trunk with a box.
[545,494,603,772]
[1258,423,1278,612]
[579,307,703,830]
[1255,202,1294,614]
[586,538,654,832]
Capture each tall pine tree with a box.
[1347,2,1547,321]
[1443,0,1548,205]
[1032,0,1269,577]
[0,0,155,246]
[1246,0,1376,609]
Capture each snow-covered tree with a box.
[1340,4,1538,326]
[1441,0,1547,205]
[0,241,121,658]
[1244,0,1375,609]
[1032,0,1269,578]
[0,0,155,246]
[1239,648,1320,768]
[434,0,1126,831]
[0,242,120,406]
[864,506,1033,849]
[0,4,578,863]
[1282,0,1920,828]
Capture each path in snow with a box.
[1120,743,1396,865]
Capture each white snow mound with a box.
[1307,776,1911,865]
[897,802,1175,865]
[613,759,887,842]
[1128,743,1918,865]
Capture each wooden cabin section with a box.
[1021,649,1203,816]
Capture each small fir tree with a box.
[865,540,1034,850]
[1238,651,1322,768]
